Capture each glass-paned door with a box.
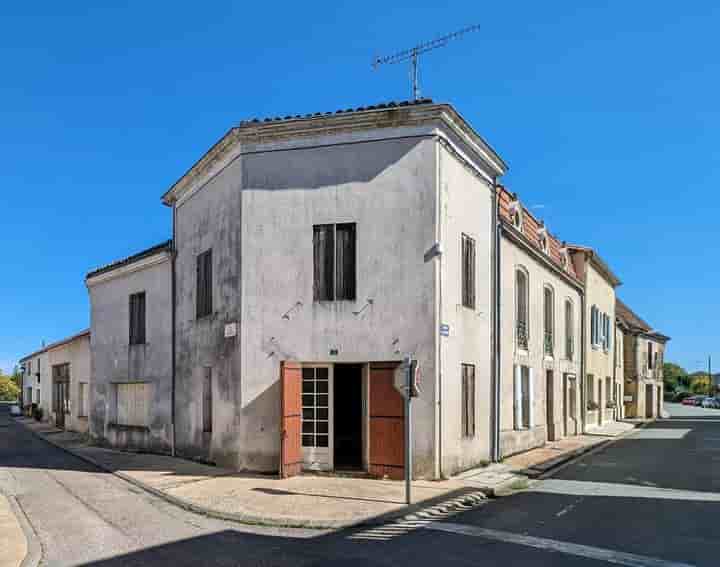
[301,366,333,470]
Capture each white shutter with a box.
[514,365,522,430]
[528,367,535,429]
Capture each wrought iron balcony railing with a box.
[516,321,529,350]
[544,331,554,356]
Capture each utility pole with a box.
[709,355,713,396]
[372,25,480,101]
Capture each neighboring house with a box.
[19,330,90,432]
[567,245,621,430]
[497,188,583,457]
[616,299,670,419]
[614,316,625,419]
[46,330,91,433]
[159,99,507,478]
[86,241,173,453]
[18,351,49,413]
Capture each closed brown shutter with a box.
[196,250,213,318]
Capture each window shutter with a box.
[335,223,356,300]
[528,367,535,428]
[203,367,213,433]
[514,365,522,429]
[313,225,334,301]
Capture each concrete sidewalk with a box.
[0,494,28,567]
[15,416,641,529]
[503,420,640,477]
[15,417,521,529]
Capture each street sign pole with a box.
[404,356,412,505]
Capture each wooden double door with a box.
[280,361,404,479]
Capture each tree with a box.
[0,375,20,401]
[663,362,687,393]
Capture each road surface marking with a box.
[533,479,720,502]
[425,522,695,567]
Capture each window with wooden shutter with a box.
[196,250,213,318]
[116,383,150,427]
[203,367,213,433]
[565,300,574,360]
[461,364,475,437]
[543,286,554,356]
[461,234,476,309]
[516,269,529,350]
[129,292,146,345]
[79,382,88,417]
[648,342,653,369]
[313,223,356,301]
[335,223,356,300]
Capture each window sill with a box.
[108,423,149,432]
[77,415,88,420]
[129,342,148,347]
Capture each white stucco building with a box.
[158,99,507,478]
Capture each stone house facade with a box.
[86,99,508,479]
[616,299,670,419]
[497,188,583,457]
[86,241,173,453]
[567,245,622,431]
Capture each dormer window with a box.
[538,227,549,254]
[509,200,523,231]
[560,248,570,271]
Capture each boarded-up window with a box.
[129,292,146,345]
[313,223,356,301]
[461,364,475,437]
[203,367,212,433]
[116,383,150,427]
[461,234,476,309]
[196,249,213,318]
[79,382,88,417]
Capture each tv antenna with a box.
[372,25,480,101]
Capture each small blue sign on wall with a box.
[440,324,450,337]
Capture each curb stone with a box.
[531,419,654,480]
[15,418,492,531]
[5,494,42,567]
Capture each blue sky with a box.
[1,1,717,373]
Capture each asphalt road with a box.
[1,402,718,566]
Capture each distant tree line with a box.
[0,366,21,401]
[664,362,718,396]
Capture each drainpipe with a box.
[171,202,177,457]
[434,139,443,480]
[491,178,502,462]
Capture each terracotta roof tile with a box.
[497,186,580,282]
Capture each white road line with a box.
[425,522,696,567]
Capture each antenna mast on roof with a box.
[372,25,480,101]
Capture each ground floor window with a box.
[514,365,532,429]
[202,367,213,433]
[116,383,150,427]
[78,382,88,417]
[587,374,595,406]
[461,364,476,438]
[605,377,612,408]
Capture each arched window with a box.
[516,268,529,350]
[543,286,554,356]
[565,299,574,360]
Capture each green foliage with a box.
[0,375,20,401]
[663,362,687,392]
[690,374,711,394]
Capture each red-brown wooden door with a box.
[369,362,404,480]
[280,361,302,478]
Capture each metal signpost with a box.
[395,356,421,505]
